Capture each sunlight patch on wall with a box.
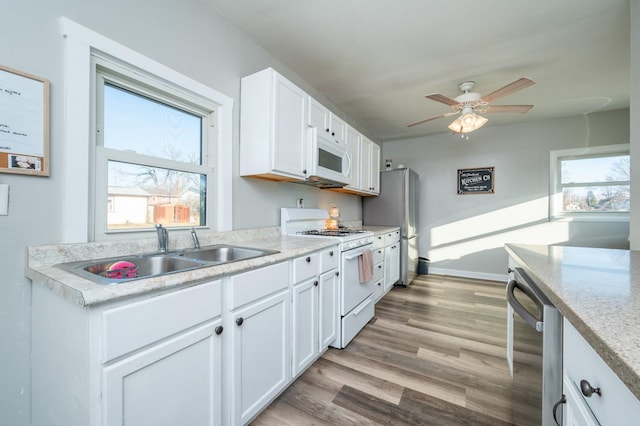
[431,197,549,247]
[428,221,569,262]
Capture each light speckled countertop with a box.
[26,227,338,307]
[505,243,640,400]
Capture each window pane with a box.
[103,83,202,164]
[561,155,629,184]
[107,161,206,230]
[562,185,630,212]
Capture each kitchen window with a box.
[550,144,630,220]
[61,17,233,242]
[93,59,215,233]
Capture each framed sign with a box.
[0,65,50,176]
[458,167,494,194]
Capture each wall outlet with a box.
[0,184,8,215]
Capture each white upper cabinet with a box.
[360,136,381,195]
[240,68,379,194]
[240,68,308,180]
[309,96,346,144]
[344,125,361,189]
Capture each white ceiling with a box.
[207,0,630,141]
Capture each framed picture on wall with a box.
[0,64,50,176]
[458,167,494,194]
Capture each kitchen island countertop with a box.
[505,243,640,400]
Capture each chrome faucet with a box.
[190,227,201,249]
[155,224,168,252]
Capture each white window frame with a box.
[550,143,630,222]
[61,17,233,243]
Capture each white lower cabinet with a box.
[291,248,339,378]
[32,250,341,426]
[563,318,640,425]
[226,261,291,425]
[103,320,222,426]
[31,279,223,426]
[384,242,400,291]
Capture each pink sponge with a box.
[106,261,137,279]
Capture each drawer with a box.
[373,262,384,282]
[373,233,385,249]
[384,229,400,245]
[372,247,384,264]
[563,318,640,425]
[229,261,289,310]
[293,253,320,283]
[341,295,374,347]
[320,247,339,273]
[103,280,221,362]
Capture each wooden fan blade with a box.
[481,78,535,103]
[486,105,533,113]
[425,93,460,106]
[406,112,456,127]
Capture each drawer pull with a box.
[215,325,224,335]
[580,379,602,397]
[236,317,244,326]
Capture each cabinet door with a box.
[360,137,372,192]
[308,96,330,131]
[229,289,290,425]
[345,126,361,189]
[329,114,347,144]
[103,320,222,426]
[369,141,381,194]
[318,269,339,350]
[384,243,400,291]
[292,278,318,377]
[272,74,308,177]
[563,376,599,426]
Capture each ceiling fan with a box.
[406,78,535,134]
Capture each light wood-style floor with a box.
[252,274,525,425]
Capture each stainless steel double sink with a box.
[57,245,279,285]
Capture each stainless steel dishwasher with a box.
[507,267,563,426]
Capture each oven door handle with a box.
[507,279,544,332]
[343,251,366,261]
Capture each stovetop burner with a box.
[299,229,366,237]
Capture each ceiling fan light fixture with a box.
[448,111,488,134]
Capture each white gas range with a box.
[281,208,375,348]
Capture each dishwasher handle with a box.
[507,279,544,332]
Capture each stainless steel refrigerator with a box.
[362,168,419,286]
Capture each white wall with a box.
[383,110,630,281]
[0,1,362,424]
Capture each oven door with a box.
[307,127,351,185]
[340,244,375,315]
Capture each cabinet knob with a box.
[580,379,602,397]
[215,325,224,335]
[329,251,334,256]
[306,256,311,263]
[236,317,244,326]
[335,271,339,276]
[314,280,318,287]
[507,267,514,274]
[331,131,335,136]
[378,250,382,254]
[303,169,307,174]
[378,265,382,269]
[326,128,330,133]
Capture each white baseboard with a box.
[426,267,509,283]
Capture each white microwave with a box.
[304,127,351,188]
